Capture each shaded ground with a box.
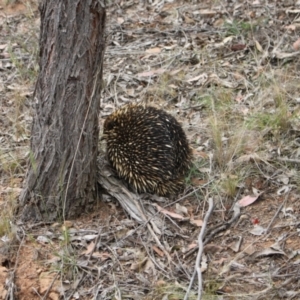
[1,0,300,299]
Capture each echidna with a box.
[103,104,191,196]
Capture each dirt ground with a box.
[1,0,300,299]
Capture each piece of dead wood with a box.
[97,157,172,261]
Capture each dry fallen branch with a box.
[97,156,172,260]
[184,197,214,300]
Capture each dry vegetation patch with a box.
[1,0,300,299]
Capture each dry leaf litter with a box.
[1,0,300,299]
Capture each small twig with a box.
[277,157,300,164]
[184,197,214,300]
[5,227,26,300]
[65,272,86,300]
[87,228,102,262]
[32,287,43,299]
[141,240,170,277]
[204,208,241,246]
[41,273,59,300]
[26,222,53,229]
[145,222,172,262]
[265,191,289,234]
[273,221,300,228]
[165,179,213,209]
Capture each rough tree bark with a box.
[19,1,106,221]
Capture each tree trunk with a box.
[19,0,106,221]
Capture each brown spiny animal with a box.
[103,104,191,196]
